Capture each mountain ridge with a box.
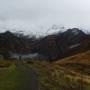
[0,28,90,60]
[32,28,90,61]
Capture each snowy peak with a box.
[66,28,86,36]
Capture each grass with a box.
[28,51,90,90]
[0,59,36,90]
[0,59,14,67]
[55,50,90,75]
[0,50,90,90]
[0,64,18,90]
[0,60,20,90]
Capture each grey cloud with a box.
[0,0,90,34]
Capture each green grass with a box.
[0,60,25,90]
[0,64,19,90]
[0,60,34,90]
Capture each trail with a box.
[16,62,38,90]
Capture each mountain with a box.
[0,31,35,59]
[32,28,90,61]
[0,28,90,60]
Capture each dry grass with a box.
[56,50,90,65]
[0,59,15,68]
[28,50,90,90]
[55,50,90,75]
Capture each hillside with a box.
[28,51,90,90]
[56,50,90,65]
[55,50,90,75]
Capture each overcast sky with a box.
[0,0,90,35]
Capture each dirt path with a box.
[16,63,38,90]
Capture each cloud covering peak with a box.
[0,0,90,34]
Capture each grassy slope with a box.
[0,60,18,90]
[29,50,90,90]
[55,50,90,76]
[0,60,27,90]
[0,60,38,90]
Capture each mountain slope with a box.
[33,28,90,61]
[0,31,34,58]
[55,50,90,75]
